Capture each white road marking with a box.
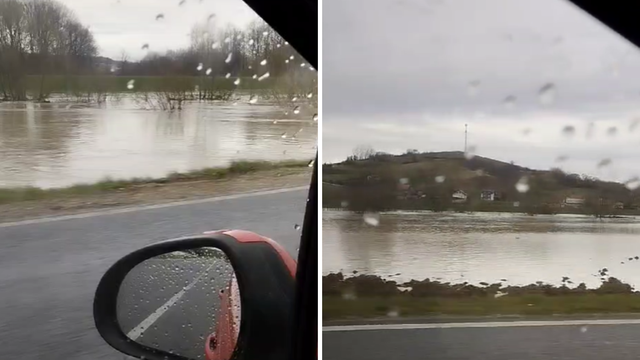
[127,264,214,341]
[323,319,640,332]
[0,186,307,228]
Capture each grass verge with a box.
[323,273,640,320]
[0,159,311,205]
[324,295,640,321]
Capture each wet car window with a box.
[0,0,316,358]
[323,1,640,359]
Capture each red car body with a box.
[203,230,297,360]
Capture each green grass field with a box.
[324,294,640,320]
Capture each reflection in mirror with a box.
[117,247,240,360]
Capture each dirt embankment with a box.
[0,164,312,223]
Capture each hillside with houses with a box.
[322,150,640,216]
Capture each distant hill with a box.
[322,150,639,214]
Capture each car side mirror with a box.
[93,230,296,360]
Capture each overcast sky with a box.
[323,0,640,183]
[60,0,258,60]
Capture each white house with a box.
[480,190,499,201]
[452,190,468,203]
[563,197,585,208]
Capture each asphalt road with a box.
[0,188,307,360]
[323,323,640,360]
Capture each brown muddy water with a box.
[323,210,640,289]
[0,96,317,188]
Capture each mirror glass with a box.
[116,247,240,360]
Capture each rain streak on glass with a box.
[538,83,556,105]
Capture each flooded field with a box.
[0,97,317,188]
[323,210,640,288]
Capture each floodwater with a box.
[323,210,640,288]
[0,97,317,188]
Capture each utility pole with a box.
[464,124,468,153]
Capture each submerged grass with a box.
[0,160,311,205]
[323,273,640,320]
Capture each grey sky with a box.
[323,0,640,182]
[60,0,258,60]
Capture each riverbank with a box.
[0,160,312,223]
[323,273,640,321]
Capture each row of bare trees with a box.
[0,0,97,100]
[119,19,307,79]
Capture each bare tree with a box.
[350,145,376,161]
[0,0,27,99]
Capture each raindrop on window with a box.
[127,79,135,90]
[225,73,231,78]
[399,178,409,185]
[435,175,445,183]
[629,118,640,132]
[538,83,556,105]
[467,80,480,97]
[300,63,306,67]
[515,177,530,193]
[233,78,241,86]
[561,125,575,137]
[503,95,516,109]
[225,53,232,63]
[155,13,164,20]
[211,41,220,49]
[387,308,400,317]
[606,126,617,136]
[179,0,186,6]
[281,133,287,138]
[141,43,149,50]
[580,326,588,333]
[312,114,318,122]
[249,95,257,104]
[292,96,298,102]
[308,159,315,167]
[289,55,294,60]
[260,59,267,66]
[363,212,380,226]
[555,155,568,163]
[597,158,612,168]
[307,92,313,99]
[207,13,215,22]
[224,37,231,43]
[624,177,640,190]
[248,39,254,45]
[522,128,531,136]
[197,63,203,71]
[294,224,301,230]
[464,145,477,160]
[285,59,290,64]
[293,106,300,115]
[340,201,349,208]
[206,68,212,75]
[262,31,268,36]
[258,72,270,81]
[252,74,257,79]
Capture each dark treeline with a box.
[323,148,640,216]
[0,0,311,101]
[0,0,97,100]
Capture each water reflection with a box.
[0,98,316,188]
[323,211,640,288]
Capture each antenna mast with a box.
[464,124,468,153]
